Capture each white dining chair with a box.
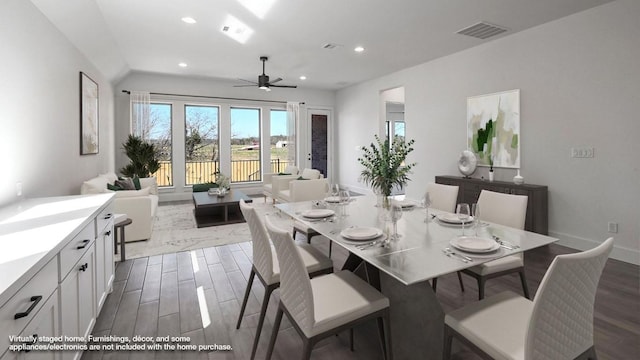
[264,215,393,360]
[283,178,334,256]
[426,183,462,292]
[236,200,334,360]
[426,182,459,213]
[444,237,613,360]
[460,190,530,300]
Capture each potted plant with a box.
[120,134,160,178]
[358,135,416,209]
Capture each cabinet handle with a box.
[14,296,42,319]
[105,230,112,236]
[79,263,88,272]
[77,239,90,249]
[104,213,113,219]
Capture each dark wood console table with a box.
[435,175,548,235]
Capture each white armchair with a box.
[278,178,328,203]
[263,165,299,203]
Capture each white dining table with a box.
[275,194,557,359]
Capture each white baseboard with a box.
[549,230,639,265]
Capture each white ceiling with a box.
[31,0,613,90]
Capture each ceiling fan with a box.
[234,56,297,91]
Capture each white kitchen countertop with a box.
[0,193,114,307]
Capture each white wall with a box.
[336,0,640,264]
[114,72,335,200]
[0,0,115,207]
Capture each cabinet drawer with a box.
[59,221,95,282]
[96,206,114,234]
[0,257,57,356]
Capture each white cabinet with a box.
[59,244,96,360]
[0,194,114,360]
[19,289,60,360]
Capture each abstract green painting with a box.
[467,89,520,168]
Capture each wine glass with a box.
[390,204,403,239]
[338,189,350,204]
[471,203,480,235]
[421,192,432,222]
[330,184,340,198]
[456,203,471,236]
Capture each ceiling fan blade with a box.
[269,77,283,84]
[270,84,297,88]
[233,84,257,87]
[237,78,258,84]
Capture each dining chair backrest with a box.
[525,237,613,359]
[290,178,329,202]
[239,199,274,281]
[426,183,459,213]
[264,215,315,333]
[476,190,528,229]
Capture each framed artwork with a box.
[80,72,99,155]
[467,89,520,168]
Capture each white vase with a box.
[513,170,524,185]
[489,170,494,182]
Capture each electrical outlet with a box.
[607,222,618,233]
[16,182,22,197]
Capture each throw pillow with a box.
[192,182,219,192]
[139,177,158,195]
[115,178,136,190]
[132,176,141,190]
[107,183,123,191]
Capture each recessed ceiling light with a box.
[354,46,365,53]
[181,17,197,24]
[178,62,188,68]
[299,76,307,80]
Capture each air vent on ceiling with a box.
[322,43,340,49]
[456,21,508,39]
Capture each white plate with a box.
[393,199,416,208]
[301,209,335,219]
[340,227,383,241]
[450,236,500,253]
[437,213,474,224]
[341,233,388,245]
[324,196,341,203]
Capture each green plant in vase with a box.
[120,134,160,178]
[358,135,416,209]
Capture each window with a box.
[149,103,172,186]
[184,105,220,185]
[230,107,261,182]
[269,109,292,173]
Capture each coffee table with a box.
[192,190,253,228]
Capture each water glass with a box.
[391,204,403,239]
[338,189,351,204]
[421,192,432,222]
[456,203,470,236]
[471,203,479,235]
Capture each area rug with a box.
[124,199,289,260]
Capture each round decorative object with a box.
[458,150,477,177]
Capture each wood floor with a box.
[83,237,639,360]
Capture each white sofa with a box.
[80,172,159,242]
